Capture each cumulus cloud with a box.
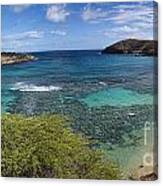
[46,5,70,23]
[81,4,109,23]
[12,5,31,13]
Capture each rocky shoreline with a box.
[102,39,158,56]
[1,52,36,65]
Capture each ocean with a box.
[1,50,156,177]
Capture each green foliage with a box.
[1,114,119,179]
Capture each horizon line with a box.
[2,48,102,53]
[2,38,157,53]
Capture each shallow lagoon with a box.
[81,87,153,107]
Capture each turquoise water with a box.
[1,51,156,177]
[81,87,153,107]
[2,51,155,113]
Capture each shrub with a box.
[1,114,119,179]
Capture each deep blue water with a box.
[2,50,155,113]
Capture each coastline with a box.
[1,52,36,65]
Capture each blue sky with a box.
[1,1,157,52]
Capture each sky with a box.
[1,1,157,52]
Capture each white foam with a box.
[10,82,62,92]
[99,81,107,86]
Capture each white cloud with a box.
[12,5,31,13]
[81,3,154,27]
[3,30,44,42]
[118,25,139,33]
[26,31,44,39]
[103,22,153,42]
[81,4,109,23]
[2,30,45,52]
[107,5,154,25]
[46,5,70,23]
[50,30,67,36]
[103,26,131,36]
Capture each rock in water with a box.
[1,52,37,65]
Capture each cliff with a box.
[102,39,158,56]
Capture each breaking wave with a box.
[10,82,62,92]
[99,81,107,86]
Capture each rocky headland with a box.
[1,52,36,65]
[102,39,158,56]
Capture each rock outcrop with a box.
[102,39,158,56]
[139,172,157,181]
[1,52,36,65]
